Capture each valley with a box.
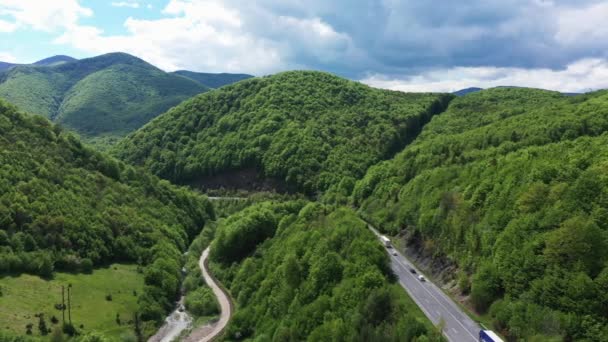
[1,52,607,342]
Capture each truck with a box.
[380,235,391,247]
[479,330,504,342]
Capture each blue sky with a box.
[1,0,608,92]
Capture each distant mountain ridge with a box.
[452,87,483,96]
[0,55,78,71]
[454,86,582,96]
[172,70,254,88]
[0,52,208,138]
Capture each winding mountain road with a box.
[368,224,480,342]
[183,247,232,342]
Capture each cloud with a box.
[361,58,608,93]
[111,2,140,9]
[5,0,608,92]
[0,19,17,33]
[0,52,17,63]
[0,0,92,32]
[53,0,357,74]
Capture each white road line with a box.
[391,249,478,341]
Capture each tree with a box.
[283,254,301,289]
[544,216,608,276]
[471,262,502,313]
[38,314,49,336]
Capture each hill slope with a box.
[209,202,441,341]
[115,71,453,194]
[0,99,214,333]
[354,88,608,340]
[172,70,254,88]
[0,52,207,137]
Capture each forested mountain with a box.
[0,52,207,137]
[209,202,442,341]
[354,88,608,340]
[172,70,254,88]
[0,99,214,335]
[115,71,453,194]
[0,55,77,71]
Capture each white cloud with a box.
[555,2,608,48]
[361,58,608,93]
[0,0,92,32]
[111,2,140,9]
[0,52,17,63]
[52,0,353,74]
[0,19,17,32]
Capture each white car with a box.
[391,250,398,256]
[418,275,426,282]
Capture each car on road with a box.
[418,275,426,282]
[409,268,416,274]
[391,250,398,256]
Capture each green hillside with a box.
[354,88,608,340]
[209,202,443,341]
[0,52,207,138]
[0,99,214,337]
[115,71,453,194]
[172,70,253,88]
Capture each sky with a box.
[1,0,607,93]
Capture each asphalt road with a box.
[368,225,480,342]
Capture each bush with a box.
[185,287,219,317]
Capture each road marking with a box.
[369,225,479,342]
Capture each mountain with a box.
[353,88,608,340]
[0,99,214,335]
[0,61,15,72]
[172,70,254,88]
[0,52,208,138]
[115,71,453,194]
[453,87,483,96]
[33,55,77,66]
[0,55,78,71]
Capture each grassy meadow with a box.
[0,264,144,339]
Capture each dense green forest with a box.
[172,70,254,89]
[209,202,443,341]
[115,71,452,194]
[0,52,207,138]
[354,88,608,340]
[0,99,214,337]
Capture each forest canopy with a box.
[0,99,214,330]
[115,71,453,195]
[209,202,443,341]
[354,88,608,340]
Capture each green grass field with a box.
[0,264,144,339]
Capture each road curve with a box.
[368,224,480,342]
[185,247,232,342]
